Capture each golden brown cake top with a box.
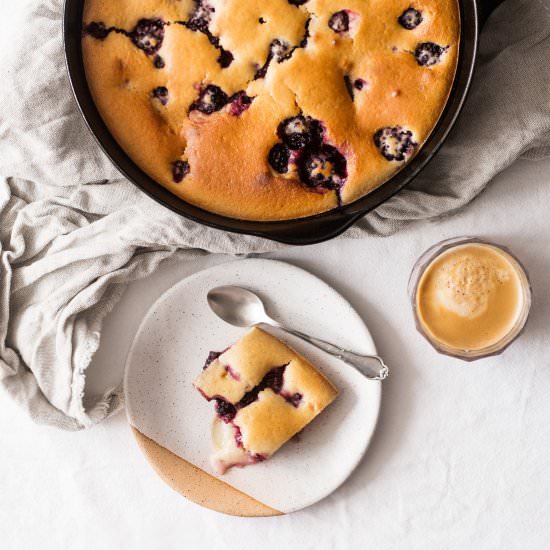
[83,0,459,221]
[195,327,337,470]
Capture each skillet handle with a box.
[476,0,504,28]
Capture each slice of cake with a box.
[194,327,337,474]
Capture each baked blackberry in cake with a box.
[194,327,337,473]
[82,1,460,221]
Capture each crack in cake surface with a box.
[193,327,337,472]
[210,363,303,425]
[82,0,460,220]
[84,8,234,69]
[254,17,311,80]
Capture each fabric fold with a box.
[0,0,549,428]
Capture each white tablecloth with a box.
[3,157,550,549]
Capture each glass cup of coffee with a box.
[409,237,532,361]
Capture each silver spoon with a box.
[207,285,389,381]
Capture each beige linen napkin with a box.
[0,0,548,428]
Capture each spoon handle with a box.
[259,323,389,381]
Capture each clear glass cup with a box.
[408,237,532,361]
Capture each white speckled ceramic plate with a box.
[124,259,381,516]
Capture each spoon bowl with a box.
[207,286,269,328]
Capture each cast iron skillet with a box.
[64,0,498,245]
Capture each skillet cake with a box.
[82,0,460,221]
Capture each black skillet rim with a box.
[64,0,478,245]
